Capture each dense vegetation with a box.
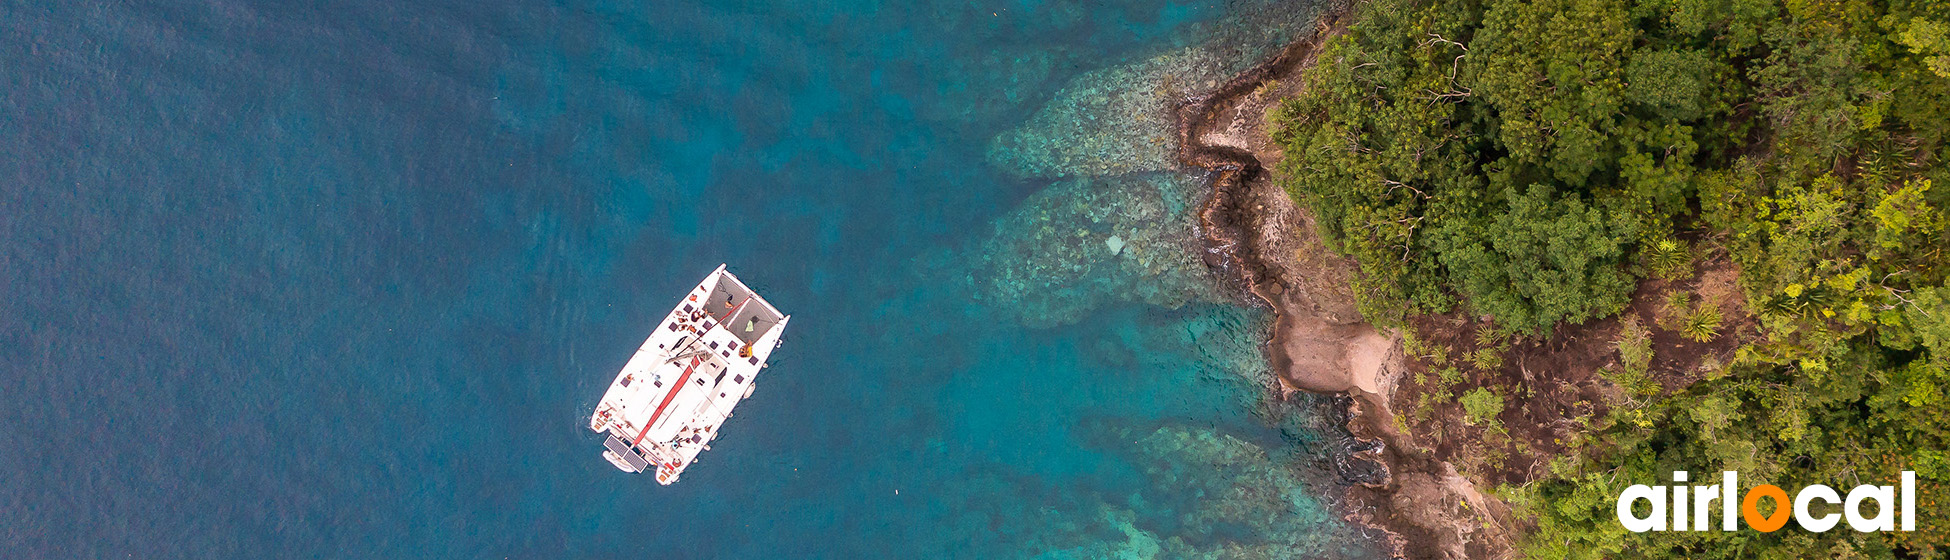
[1271,0,1950,557]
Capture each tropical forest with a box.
[1272,0,1950,556]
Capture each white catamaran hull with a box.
[588,265,788,485]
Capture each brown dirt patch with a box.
[1382,254,1755,489]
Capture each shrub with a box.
[1470,348,1505,371]
[1683,304,1723,342]
[1644,238,1694,281]
[1460,387,1505,426]
[1616,317,1653,376]
[1658,290,1692,330]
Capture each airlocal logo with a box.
[1617,471,1918,533]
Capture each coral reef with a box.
[985,1,1323,179]
[1034,426,1375,560]
[985,51,1211,178]
[966,172,1222,328]
[968,0,1335,329]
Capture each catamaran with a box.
[588,264,788,484]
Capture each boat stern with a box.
[601,434,652,473]
[654,464,680,485]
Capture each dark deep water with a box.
[0,1,1384,557]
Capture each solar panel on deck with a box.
[604,435,651,472]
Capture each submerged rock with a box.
[1032,425,1370,560]
[986,0,1322,179]
[968,172,1223,328]
[1135,426,1341,557]
[986,50,1199,178]
[971,0,1330,324]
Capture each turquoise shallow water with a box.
[0,0,1383,557]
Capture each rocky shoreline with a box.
[966,0,1512,554]
[1174,8,1517,559]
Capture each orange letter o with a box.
[1742,485,1792,532]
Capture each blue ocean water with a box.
[0,1,1382,557]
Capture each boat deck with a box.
[589,265,787,484]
